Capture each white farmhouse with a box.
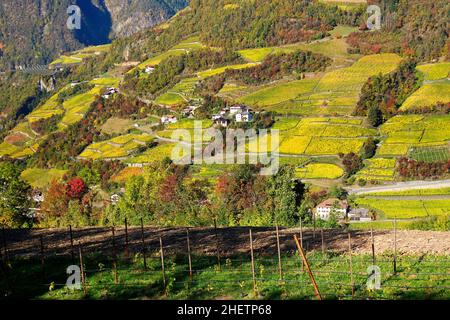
[315,198,348,221]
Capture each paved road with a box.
[347,179,450,195]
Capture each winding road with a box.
[347,179,450,195]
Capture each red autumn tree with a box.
[66,177,87,200]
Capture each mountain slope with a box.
[0,0,188,70]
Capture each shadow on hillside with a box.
[74,0,112,46]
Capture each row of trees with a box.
[222,50,331,86]
[103,163,308,228]
[355,59,419,126]
[397,158,450,180]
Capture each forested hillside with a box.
[0,0,188,70]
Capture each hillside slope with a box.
[0,0,188,70]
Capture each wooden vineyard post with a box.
[294,235,322,300]
[2,226,9,265]
[78,242,87,296]
[275,225,283,281]
[140,218,147,270]
[371,228,376,265]
[313,211,316,240]
[321,229,325,256]
[393,217,397,274]
[124,218,129,258]
[69,225,75,263]
[214,219,221,271]
[186,228,193,279]
[348,233,355,298]
[160,236,166,292]
[249,229,257,296]
[112,227,118,285]
[40,235,45,280]
[299,219,304,272]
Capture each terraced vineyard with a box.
[274,117,373,156]
[237,53,402,116]
[417,62,450,81]
[132,36,205,75]
[400,81,450,111]
[49,44,111,67]
[0,78,119,159]
[409,146,450,163]
[79,134,154,160]
[155,63,257,106]
[377,115,450,157]
[125,143,180,165]
[354,158,397,183]
[295,163,344,179]
[356,197,450,219]
[20,168,68,189]
[238,26,358,64]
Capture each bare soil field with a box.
[2,227,450,259]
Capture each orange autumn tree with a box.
[40,179,69,225]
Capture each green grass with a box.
[3,252,449,300]
[20,168,67,189]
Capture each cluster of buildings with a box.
[315,198,371,222]
[212,105,254,128]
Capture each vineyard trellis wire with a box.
[0,222,449,300]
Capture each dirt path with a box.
[2,227,449,259]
